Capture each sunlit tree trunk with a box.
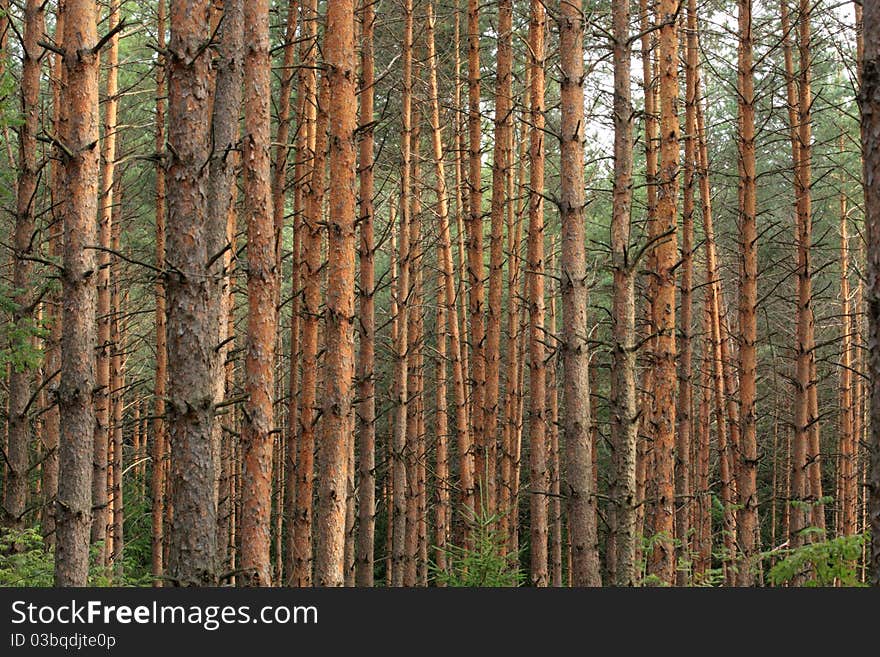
[526,0,548,588]
[55,0,99,587]
[736,0,759,586]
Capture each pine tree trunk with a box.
[92,0,121,562]
[55,0,99,587]
[5,0,45,530]
[526,0,548,588]
[239,0,275,587]
[355,0,376,588]
[424,0,472,560]
[165,0,219,586]
[314,0,357,586]
[736,0,759,585]
[609,0,638,587]
[484,0,513,518]
[559,0,602,587]
[42,1,65,547]
[466,0,486,509]
[859,0,880,587]
[152,0,167,586]
[206,0,243,574]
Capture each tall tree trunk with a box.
[466,0,486,509]
[391,0,413,587]
[42,0,66,547]
[5,0,45,529]
[645,0,680,586]
[314,0,357,586]
[92,0,121,562]
[609,0,638,587]
[484,0,513,518]
[860,0,880,588]
[152,0,168,586]
[355,0,376,588]
[240,0,275,587]
[674,0,698,587]
[696,54,737,585]
[426,0,472,536]
[526,0,548,588]
[165,0,218,586]
[559,0,602,587]
[55,0,99,587]
[839,149,857,538]
[207,0,243,573]
[292,7,325,586]
[736,0,759,585]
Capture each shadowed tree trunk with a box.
[355,0,376,588]
[5,0,45,530]
[860,0,880,587]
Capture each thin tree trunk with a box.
[425,0,473,539]
[860,0,880,587]
[484,0,513,518]
[207,0,243,574]
[292,40,326,588]
[5,0,45,529]
[152,0,167,586]
[466,0,486,509]
[526,0,548,588]
[736,0,759,585]
[42,0,65,547]
[355,0,376,588]
[391,0,413,588]
[92,0,121,563]
[609,0,638,587]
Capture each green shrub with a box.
[430,508,524,587]
[766,532,867,587]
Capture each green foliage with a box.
[0,527,54,586]
[430,509,524,587]
[766,533,867,587]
